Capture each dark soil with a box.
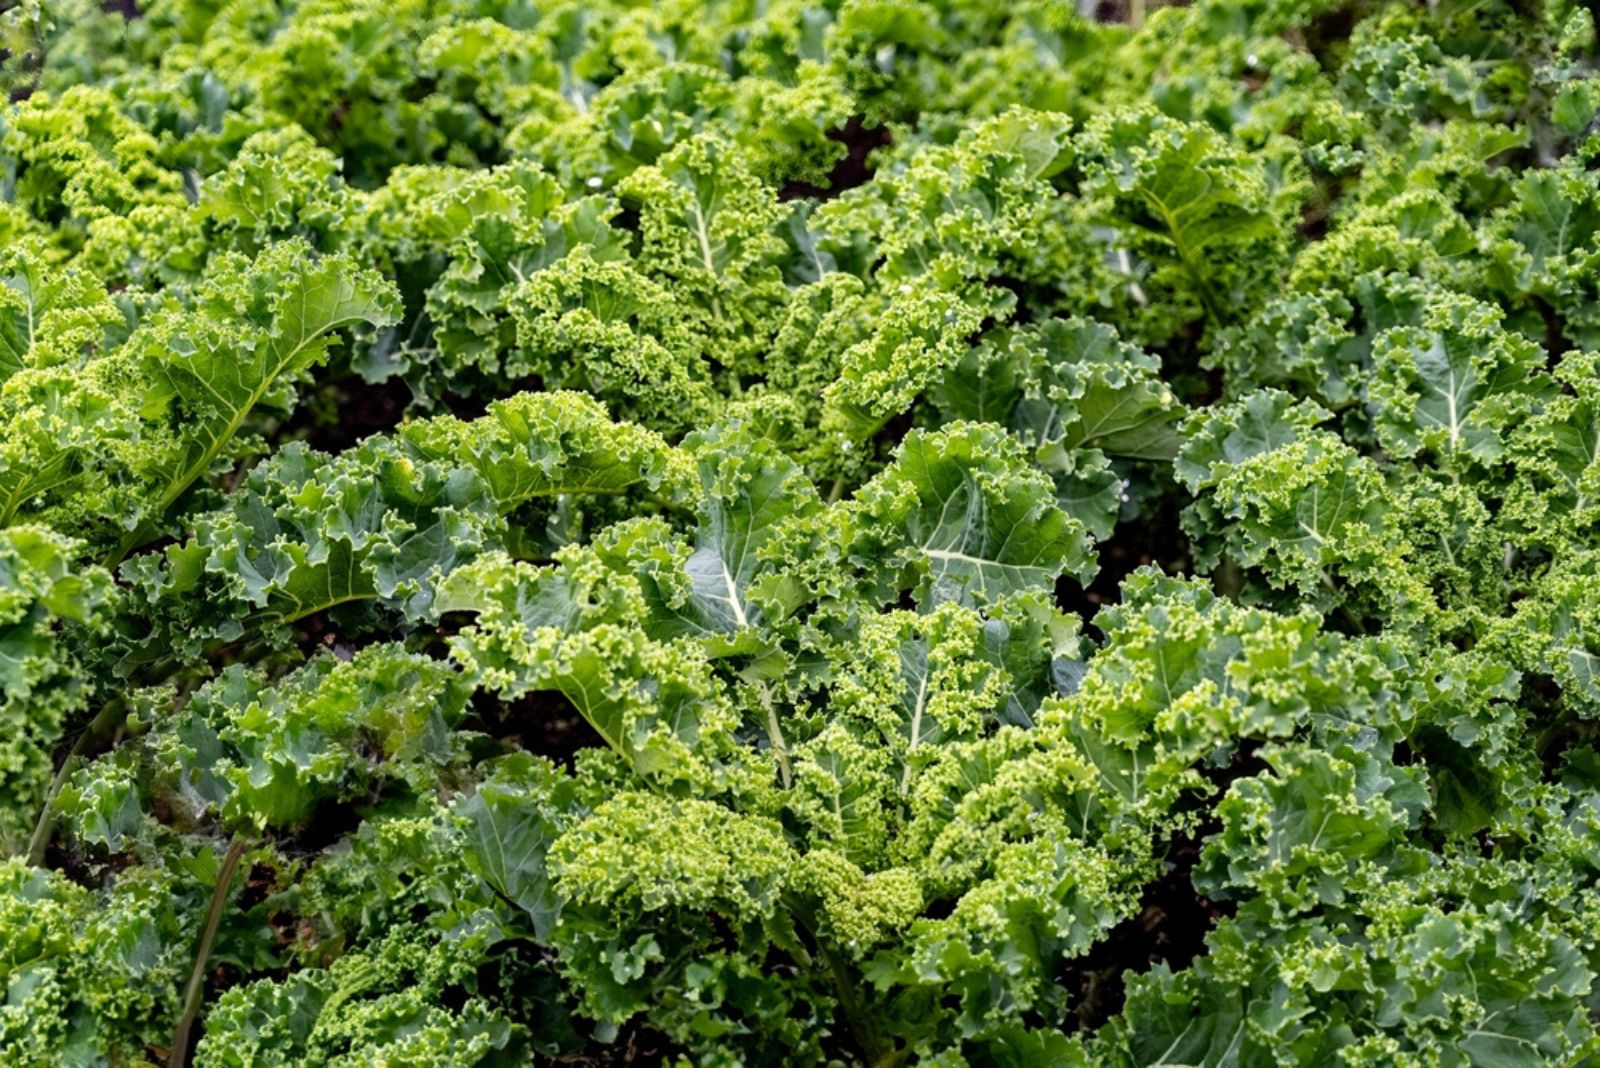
[539,1023,681,1066]
[779,116,894,202]
[467,689,606,770]
[1063,741,1263,1032]
[1062,832,1237,1034]
[279,374,415,454]
[1060,488,1194,624]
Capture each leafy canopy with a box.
[4,0,1600,1065]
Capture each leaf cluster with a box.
[5,0,1600,1065]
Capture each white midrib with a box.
[1423,362,1465,450]
[157,320,352,514]
[1445,366,1461,450]
[689,200,728,323]
[1299,485,1326,546]
[690,201,718,277]
[1306,810,1334,852]
[720,556,748,628]
[924,547,1022,568]
[1576,423,1600,513]
[901,671,931,792]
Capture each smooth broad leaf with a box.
[456,754,577,940]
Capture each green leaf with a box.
[456,755,576,940]
[125,241,399,551]
[1196,742,1427,912]
[1369,294,1551,467]
[1076,107,1294,323]
[844,422,1096,608]
[601,418,817,647]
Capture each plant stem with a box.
[753,682,793,788]
[778,893,897,1066]
[1534,707,1579,761]
[25,699,126,865]
[105,520,149,569]
[170,837,250,1068]
[816,939,895,1066]
[1214,555,1244,601]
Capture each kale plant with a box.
[3,0,1600,1064]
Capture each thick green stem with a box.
[25,699,127,865]
[753,682,793,789]
[778,893,897,1066]
[170,837,250,1068]
[816,939,897,1066]
[105,520,151,569]
[1535,707,1580,761]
